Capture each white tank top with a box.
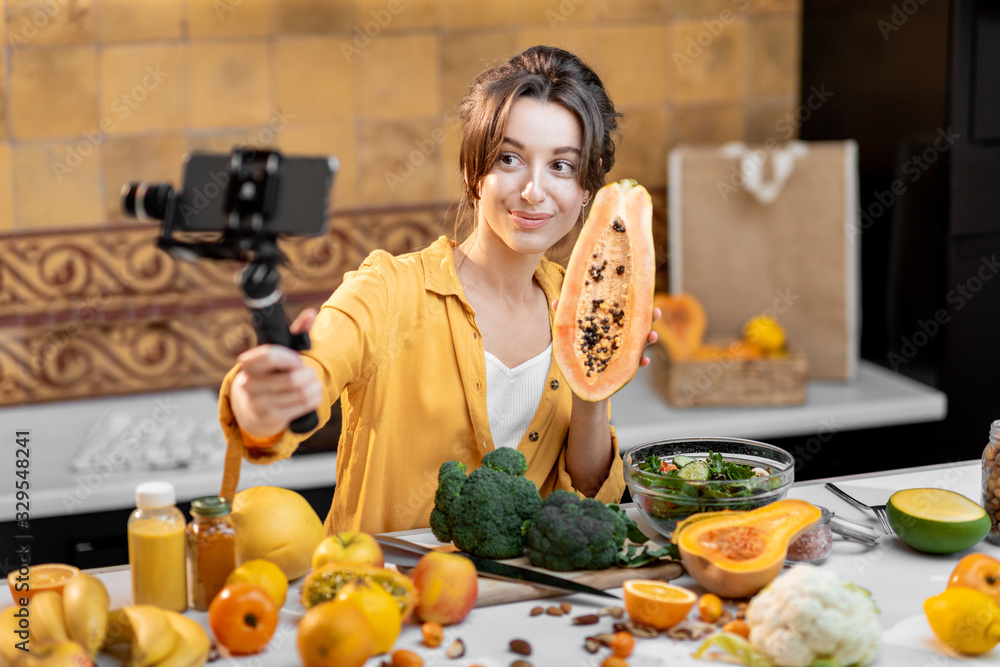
[483,344,552,450]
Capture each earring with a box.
[581,196,590,208]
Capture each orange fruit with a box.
[7,563,79,605]
[297,600,374,667]
[226,559,288,608]
[622,579,697,630]
[697,593,723,622]
[334,578,402,654]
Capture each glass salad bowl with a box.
[623,437,796,539]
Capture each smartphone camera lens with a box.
[121,182,173,221]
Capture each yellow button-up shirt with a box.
[218,236,626,535]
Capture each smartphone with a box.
[172,150,339,236]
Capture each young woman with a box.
[219,46,658,535]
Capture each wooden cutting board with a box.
[470,558,683,608]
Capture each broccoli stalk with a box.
[429,448,542,559]
[522,490,630,571]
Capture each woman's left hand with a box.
[552,302,661,368]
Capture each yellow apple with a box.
[312,532,384,570]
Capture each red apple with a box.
[311,532,384,570]
[410,552,478,625]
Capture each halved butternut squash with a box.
[672,499,822,599]
[653,293,706,360]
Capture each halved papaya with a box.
[652,293,707,360]
[553,180,655,402]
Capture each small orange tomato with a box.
[601,656,629,667]
[947,553,1000,605]
[391,649,424,667]
[421,621,443,648]
[609,631,634,658]
[722,619,750,638]
[208,582,278,655]
[697,593,723,622]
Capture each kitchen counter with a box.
[82,461,998,666]
[611,360,947,450]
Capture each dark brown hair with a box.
[458,46,621,206]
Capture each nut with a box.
[572,614,600,626]
[666,621,718,641]
[529,606,544,617]
[598,606,626,619]
[560,601,572,614]
[584,637,601,653]
[591,633,616,647]
[545,605,564,617]
[511,662,532,667]
[717,609,734,625]
[509,639,532,656]
[445,639,466,659]
[621,620,659,638]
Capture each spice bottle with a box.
[128,481,187,611]
[983,420,1000,546]
[186,496,237,610]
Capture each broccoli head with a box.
[522,490,628,571]
[429,448,542,559]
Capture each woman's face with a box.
[477,96,588,257]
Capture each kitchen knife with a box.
[376,535,621,600]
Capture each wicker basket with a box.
[649,339,808,408]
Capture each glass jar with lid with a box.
[128,481,187,611]
[186,496,237,610]
[983,420,1000,546]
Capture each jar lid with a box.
[190,496,232,517]
[136,481,176,508]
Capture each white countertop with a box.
[0,389,336,521]
[610,359,947,450]
[85,461,1000,666]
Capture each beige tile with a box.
[748,16,800,96]
[747,0,800,13]
[515,28,600,69]
[189,41,271,129]
[10,47,99,139]
[101,133,189,223]
[277,121,357,209]
[745,95,799,142]
[188,131,250,153]
[13,141,103,229]
[99,44,187,134]
[675,0,744,19]
[0,144,14,230]
[520,0,595,26]
[672,18,745,103]
[272,0,354,34]
[441,32,518,110]
[606,107,671,189]
[439,113,464,203]
[675,102,744,144]
[275,37,355,124]
[5,0,95,46]
[596,25,669,107]
[436,0,521,28]
[594,0,674,21]
[356,119,443,204]
[356,0,435,30]
[358,34,439,119]
[188,0,268,38]
[98,0,186,41]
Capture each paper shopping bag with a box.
[668,141,860,380]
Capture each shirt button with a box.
[550,379,559,390]
[528,431,539,442]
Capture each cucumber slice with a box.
[677,459,710,481]
[672,455,696,468]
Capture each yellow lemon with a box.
[225,558,288,608]
[742,315,786,353]
[334,578,402,654]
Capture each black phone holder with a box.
[123,147,319,433]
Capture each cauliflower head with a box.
[745,564,880,667]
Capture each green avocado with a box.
[886,488,991,554]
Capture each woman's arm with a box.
[564,396,614,496]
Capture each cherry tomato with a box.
[610,630,635,658]
[208,582,278,655]
[659,462,678,473]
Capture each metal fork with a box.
[824,483,894,534]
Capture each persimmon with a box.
[208,582,278,655]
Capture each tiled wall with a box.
[0,0,801,404]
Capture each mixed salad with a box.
[633,451,783,521]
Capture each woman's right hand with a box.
[229,308,324,439]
